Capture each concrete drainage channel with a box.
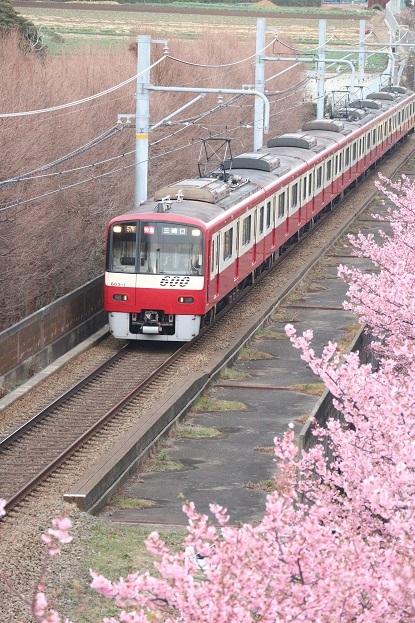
[64,166,395,516]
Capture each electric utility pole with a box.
[124,34,270,207]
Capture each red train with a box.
[105,87,415,341]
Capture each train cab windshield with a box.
[109,221,204,276]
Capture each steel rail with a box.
[0,344,130,451]
[3,344,184,513]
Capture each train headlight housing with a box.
[178,296,194,304]
[113,294,128,301]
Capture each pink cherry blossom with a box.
[4,174,415,622]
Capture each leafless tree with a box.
[0,28,312,330]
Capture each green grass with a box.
[220,367,249,381]
[255,327,287,340]
[110,496,157,509]
[54,520,187,621]
[291,382,326,396]
[144,449,184,471]
[17,4,372,54]
[237,348,274,361]
[245,479,277,492]
[192,395,247,412]
[175,423,222,438]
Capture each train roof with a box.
[114,88,413,226]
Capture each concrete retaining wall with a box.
[0,276,106,393]
[299,328,377,456]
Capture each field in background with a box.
[14,3,373,52]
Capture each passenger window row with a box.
[209,99,415,278]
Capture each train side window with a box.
[266,201,272,229]
[316,166,323,189]
[339,151,343,172]
[259,205,264,235]
[367,132,371,150]
[334,155,338,177]
[223,228,233,261]
[278,192,285,218]
[308,172,313,197]
[345,147,350,167]
[326,160,332,183]
[372,128,376,145]
[291,183,298,209]
[352,142,357,162]
[302,176,307,201]
[242,215,251,246]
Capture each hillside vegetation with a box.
[0,29,312,331]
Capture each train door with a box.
[235,221,240,280]
[271,196,277,249]
[208,235,220,302]
[215,235,221,297]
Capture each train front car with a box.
[105,214,206,341]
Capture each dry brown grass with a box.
[0,29,312,329]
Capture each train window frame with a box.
[109,221,138,274]
[334,154,339,177]
[291,182,299,210]
[210,237,216,276]
[259,205,265,235]
[345,146,350,168]
[366,131,371,151]
[266,201,272,230]
[316,166,323,190]
[308,172,313,198]
[223,227,234,262]
[352,142,357,162]
[325,159,332,184]
[242,214,252,247]
[339,151,343,173]
[278,191,285,218]
[302,176,307,201]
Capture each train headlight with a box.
[113,225,122,233]
[178,296,194,304]
[113,294,128,301]
[191,229,201,237]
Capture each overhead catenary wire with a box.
[0,95,248,186]
[0,56,167,119]
[166,37,277,69]
[1,36,313,209]
[0,105,280,213]
[0,126,124,187]
[0,74,313,208]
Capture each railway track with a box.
[2,135,415,518]
[0,254,284,513]
[0,342,180,512]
